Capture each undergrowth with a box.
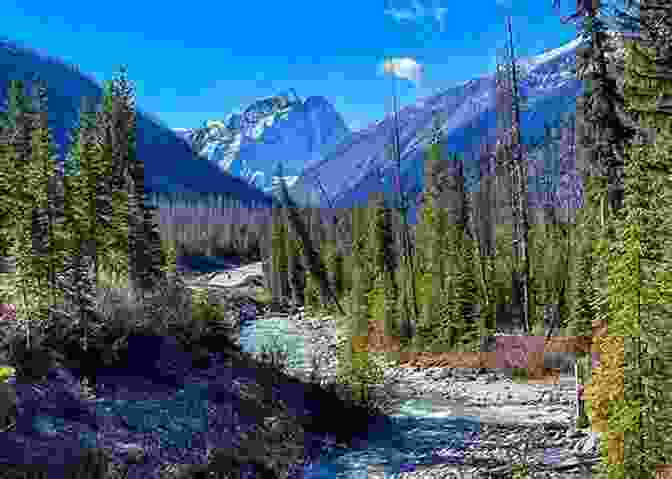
[0,258,394,479]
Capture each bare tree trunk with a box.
[503,16,532,334]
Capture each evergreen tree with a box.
[415,125,447,351]
[302,267,321,313]
[28,80,68,324]
[349,205,373,328]
[581,7,672,475]
[2,79,48,351]
[0,79,70,365]
[551,0,645,230]
[89,86,132,287]
[437,152,481,350]
[601,25,672,477]
[566,175,602,338]
[276,163,345,316]
[337,202,384,405]
[449,215,481,351]
[366,192,399,345]
[285,218,305,307]
[0,81,28,258]
[60,94,101,353]
[324,239,346,308]
[270,199,289,305]
[95,71,139,294]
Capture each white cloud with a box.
[384,0,448,30]
[384,7,419,22]
[379,57,424,86]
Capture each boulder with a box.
[572,432,601,456]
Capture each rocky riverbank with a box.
[255,308,602,479]
[185,263,603,478]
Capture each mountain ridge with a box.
[290,35,592,213]
[0,36,272,203]
[175,92,350,193]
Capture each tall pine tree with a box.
[415,122,447,352]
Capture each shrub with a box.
[511,367,528,383]
[0,366,15,382]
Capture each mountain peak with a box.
[176,91,349,193]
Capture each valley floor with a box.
[190,262,603,479]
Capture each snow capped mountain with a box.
[0,37,272,203]
[176,91,350,193]
[293,35,590,213]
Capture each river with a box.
[238,316,486,479]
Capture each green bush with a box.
[159,239,178,276]
[512,367,529,383]
[190,287,226,322]
[0,366,14,382]
[333,336,385,408]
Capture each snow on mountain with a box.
[293,35,590,213]
[176,91,350,193]
[0,37,272,204]
[519,36,585,70]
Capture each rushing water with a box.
[238,317,484,478]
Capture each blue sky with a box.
[6,0,580,131]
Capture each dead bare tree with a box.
[276,162,346,317]
[495,16,533,335]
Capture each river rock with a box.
[572,432,600,456]
[261,310,601,479]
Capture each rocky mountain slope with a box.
[295,31,640,218]
[175,91,350,193]
[0,37,272,203]
[292,36,588,215]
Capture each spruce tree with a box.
[0,83,23,259]
[29,80,68,323]
[436,152,481,350]
[338,201,384,404]
[415,128,446,351]
[450,215,481,351]
[605,26,672,477]
[85,86,131,287]
[349,204,373,326]
[566,175,602,338]
[581,8,672,475]
[91,69,150,298]
[0,79,68,368]
[60,94,101,353]
[324,239,346,309]
[285,216,305,308]
[366,192,398,343]
[270,198,289,306]
[4,79,47,351]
